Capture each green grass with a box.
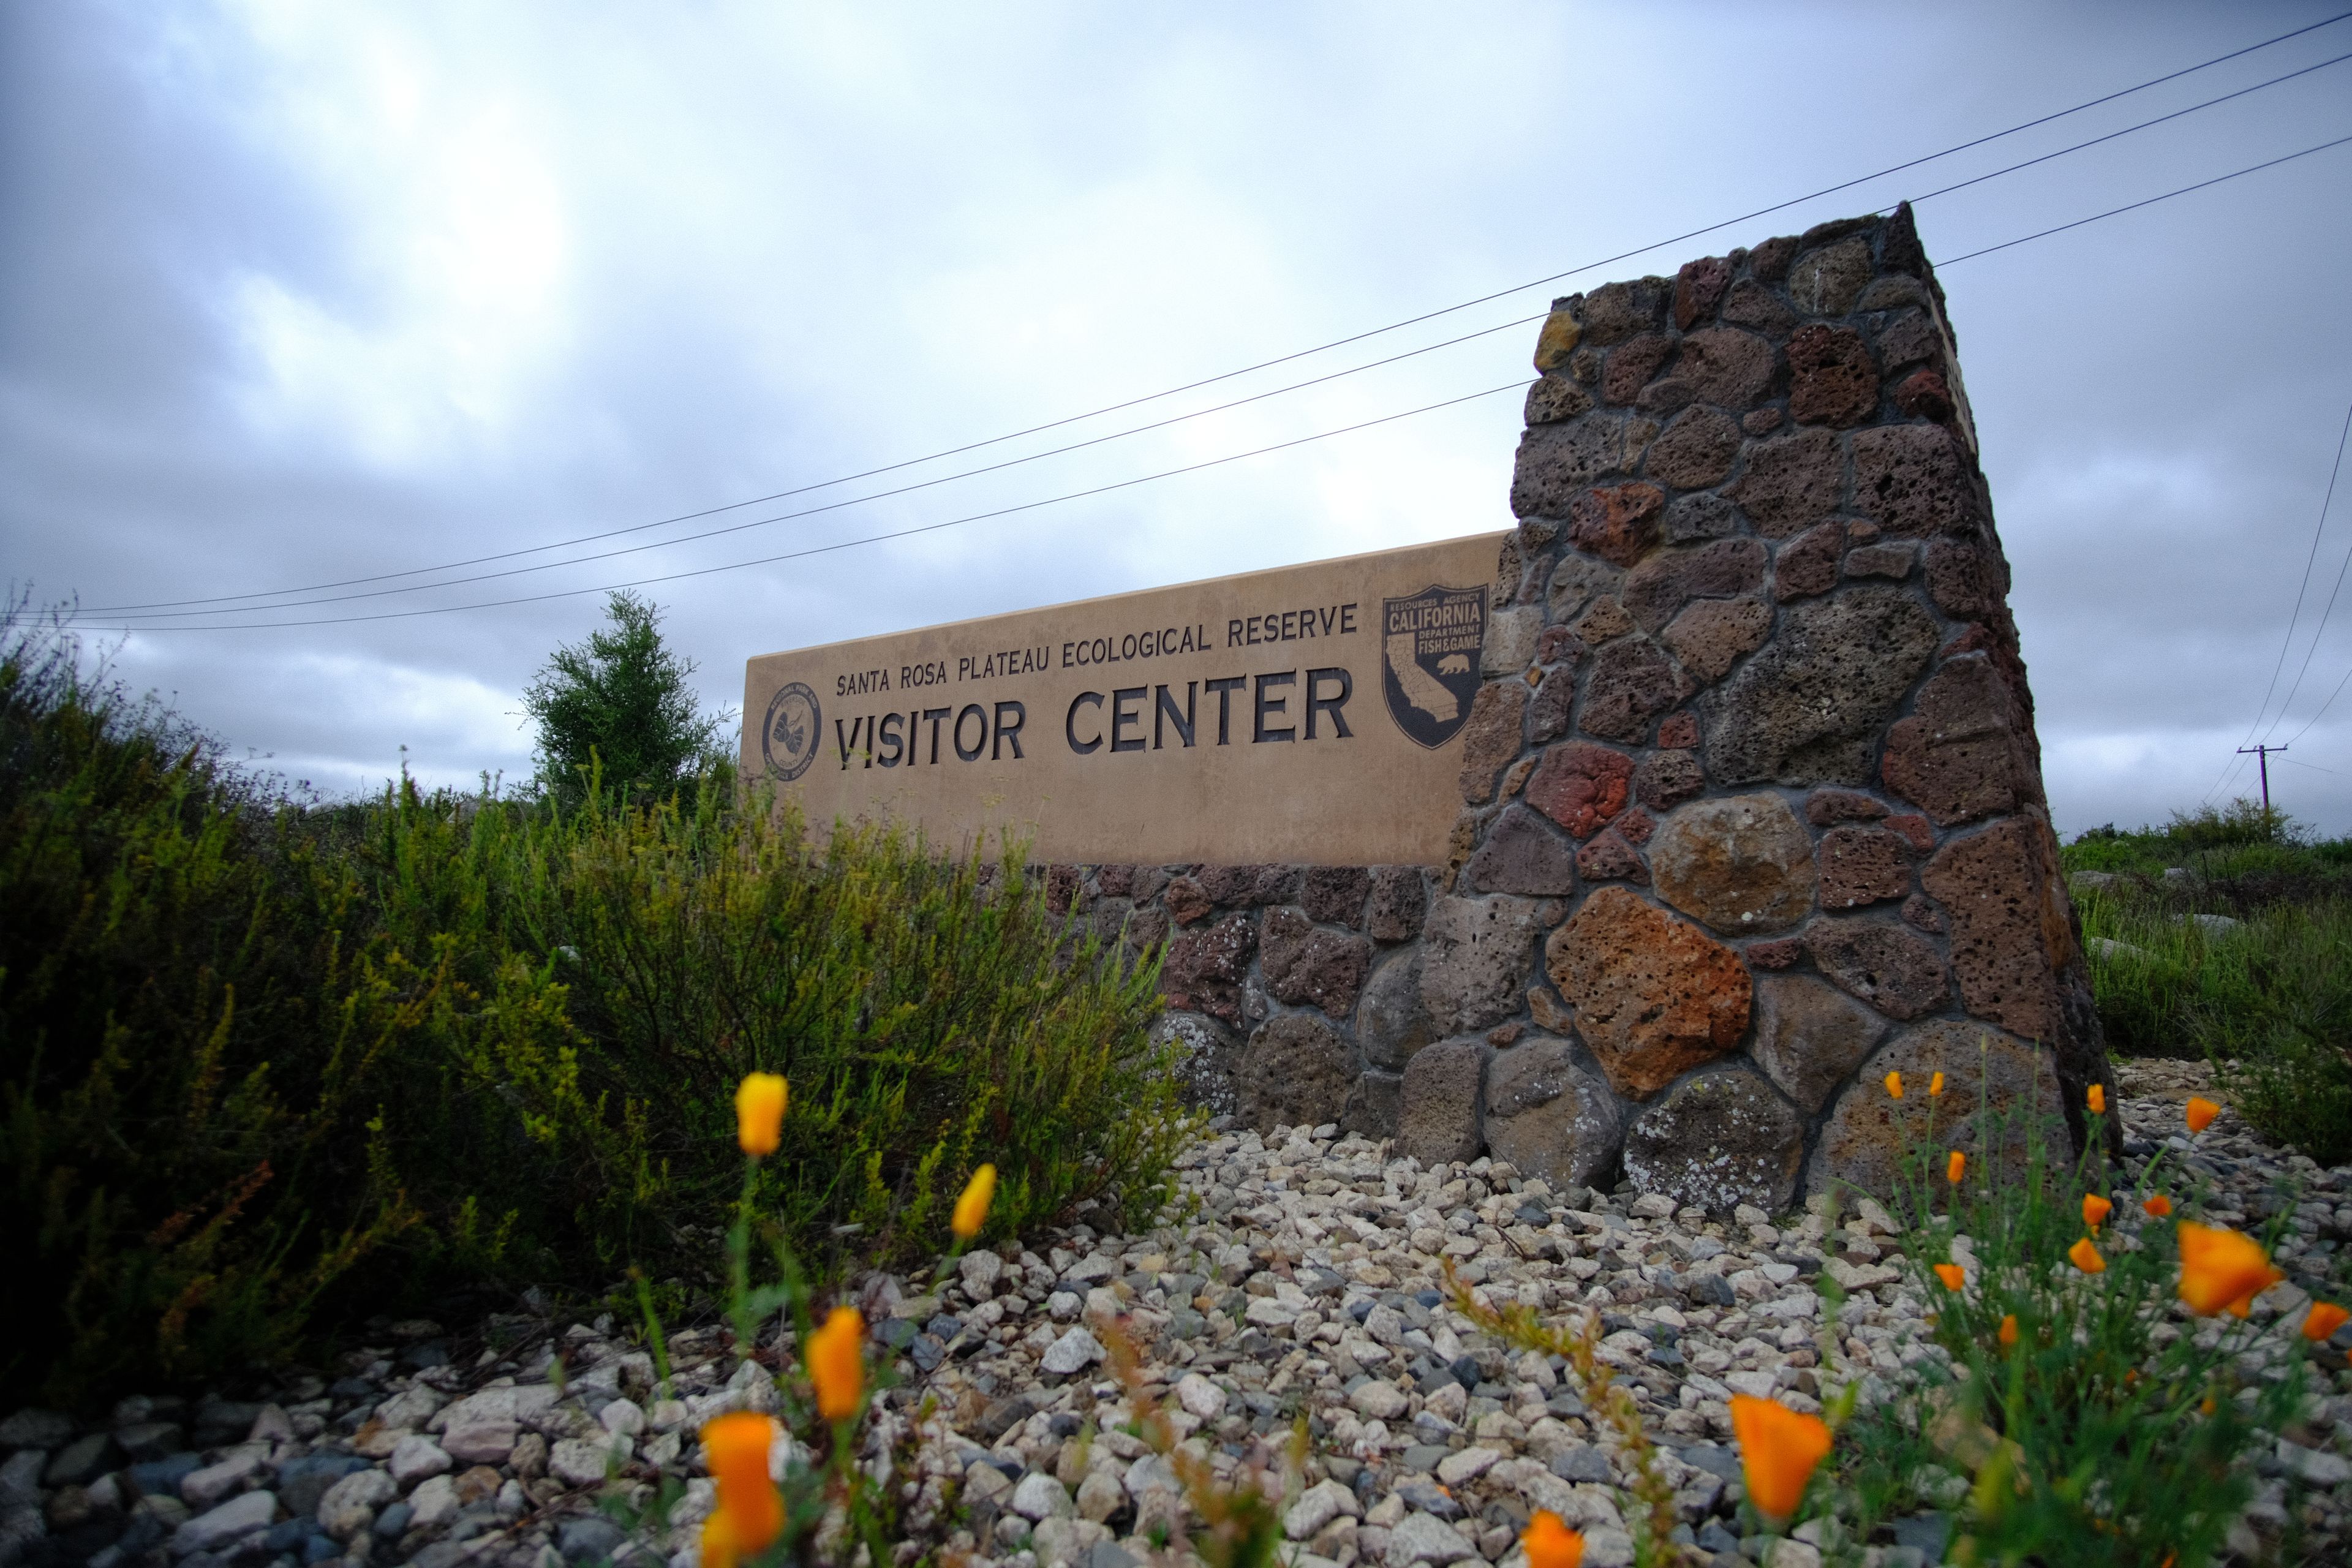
[2064,804,2352,1163]
[0,610,1193,1408]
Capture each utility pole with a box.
[2237,744,2287,810]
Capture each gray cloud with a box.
[5,1,2351,832]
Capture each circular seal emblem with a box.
[759,681,823,782]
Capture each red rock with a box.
[1535,624,1585,666]
[1464,804,1579,897]
[1806,789,1887,826]
[1804,919,1949,1020]
[1816,826,1911,909]
[1742,407,1784,435]
[1162,913,1257,1022]
[1901,894,1944,932]
[1787,325,1879,428]
[1525,374,1596,426]
[1528,664,1576,744]
[1919,816,2076,1041]
[1545,888,1752,1099]
[1774,521,1844,601]
[1675,255,1733,330]
[1891,369,1952,422]
[1643,408,1743,490]
[1197,864,1300,905]
[1852,423,1980,538]
[1096,864,1136,898]
[1844,543,1915,579]
[1580,638,1689,742]
[1164,875,1213,926]
[1634,748,1705,812]
[1924,540,2008,620]
[1458,680,1530,804]
[1722,277,1796,336]
[1047,864,1082,913]
[1656,711,1700,750]
[1603,334,1676,406]
[1525,742,1635,839]
[1510,419,1645,519]
[1667,327,1775,410]
[1303,867,1371,928]
[1577,279,1667,345]
[1880,655,2038,826]
[1746,937,1802,970]
[1874,311,1945,374]
[1261,907,1373,1017]
[1567,483,1667,567]
[1235,1013,1352,1133]
[1575,830,1648,884]
[1749,235,1798,281]
[1615,807,1656,846]
[1729,428,1843,539]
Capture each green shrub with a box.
[0,611,1188,1409]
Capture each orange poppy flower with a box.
[2185,1096,2220,1133]
[699,1412,783,1564]
[2304,1302,2351,1343]
[1520,1510,1585,1568]
[734,1072,788,1158]
[2082,1194,2113,1231]
[1729,1394,1833,1523]
[1929,1071,1945,1098]
[1947,1150,1966,1184]
[1998,1314,2018,1349]
[952,1164,998,1240]
[2087,1084,2106,1114]
[1883,1071,1903,1099]
[2175,1223,2283,1316]
[2068,1235,2106,1274]
[807,1305,867,1420]
[2142,1194,2173,1218]
[1934,1263,1966,1291]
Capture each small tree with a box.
[522,590,731,802]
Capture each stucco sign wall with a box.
[740,534,1504,866]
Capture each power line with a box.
[92,127,2352,636]
[90,382,1526,632]
[88,58,2352,627]
[1933,132,2352,266]
[2264,398,2352,740]
[74,9,2352,620]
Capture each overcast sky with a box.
[5,2,2351,835]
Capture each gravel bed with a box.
[5,1065,2349,1568]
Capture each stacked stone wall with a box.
[1085,205,2110,1215]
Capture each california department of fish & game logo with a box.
[760,681,822,782]
[1381,584,1488,748]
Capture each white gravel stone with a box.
[1074,1468,1125,1523]
[172,1491,278,1555]
[179,1447,265,1509]
[388,1434,454,1490]
[1349,1381,1408,1420]
[374,1385,445,1431]
[959,1250,1005,1295]
[407,1473,459,1532]
[1174,1373,1227,1420]
[442,1416,519,1465]
[1009,1471,1072,1521]
[549,1436,624,1488]
[317,1469,397,1540]
[1282,1479,1361,1540]
[1388,1509,1479,1564]
[1438,1447,1502,1486]
[1039,1327,1104,1374]
[600,1398,647,1438]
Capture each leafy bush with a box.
[0,611,1188,1409]
[523,589,733,802]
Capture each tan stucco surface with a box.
[741,532,1506,865]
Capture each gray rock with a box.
[1398,1037,1488,1166]
[172,1491,279,1555]
[440,1417,518,1467]
[1481,1036,1623,1188]
[0,1412,73,1450]
[387,1435,453,1490]
[2190,913,2242,938]
[1483,606,1542,676]
[547,1437,622,1489]
[180,1447,264,1509]
[372,1386,443,1433]
[959,1249,1005,1297]
[1356,951,1434,1072]
[1702,587,1939,785]
[1009,1472,1072,1521]
[273,1457,371,1520]
[1649,794,1817,934]
[1749,974,1889,1113]
[557,1516,627,1564]
[0,1505,41,1567]
[404,1473,458,1532]
[1151,1011,1242,1119]
[1234,1014,1352,1134]
[316,1469,397,1541]
[1341,1071,1404,1140]
[1039,1328,1104,1376]
[1283,1479,1361,1540]
[1807,1020,2067,1200]
[42,1433,113,1488]
[1389,1509,1480,1564]
[1463,805,1580,898]
[1420,895,1539,1036]
[2066,871,2116,896]
[0,1454,40,1512]
[1623,1066,1803,1213]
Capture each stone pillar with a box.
[1422,204,2110,1209]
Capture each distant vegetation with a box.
[2066,801,2352,1164]
[0,606,1189,1409]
